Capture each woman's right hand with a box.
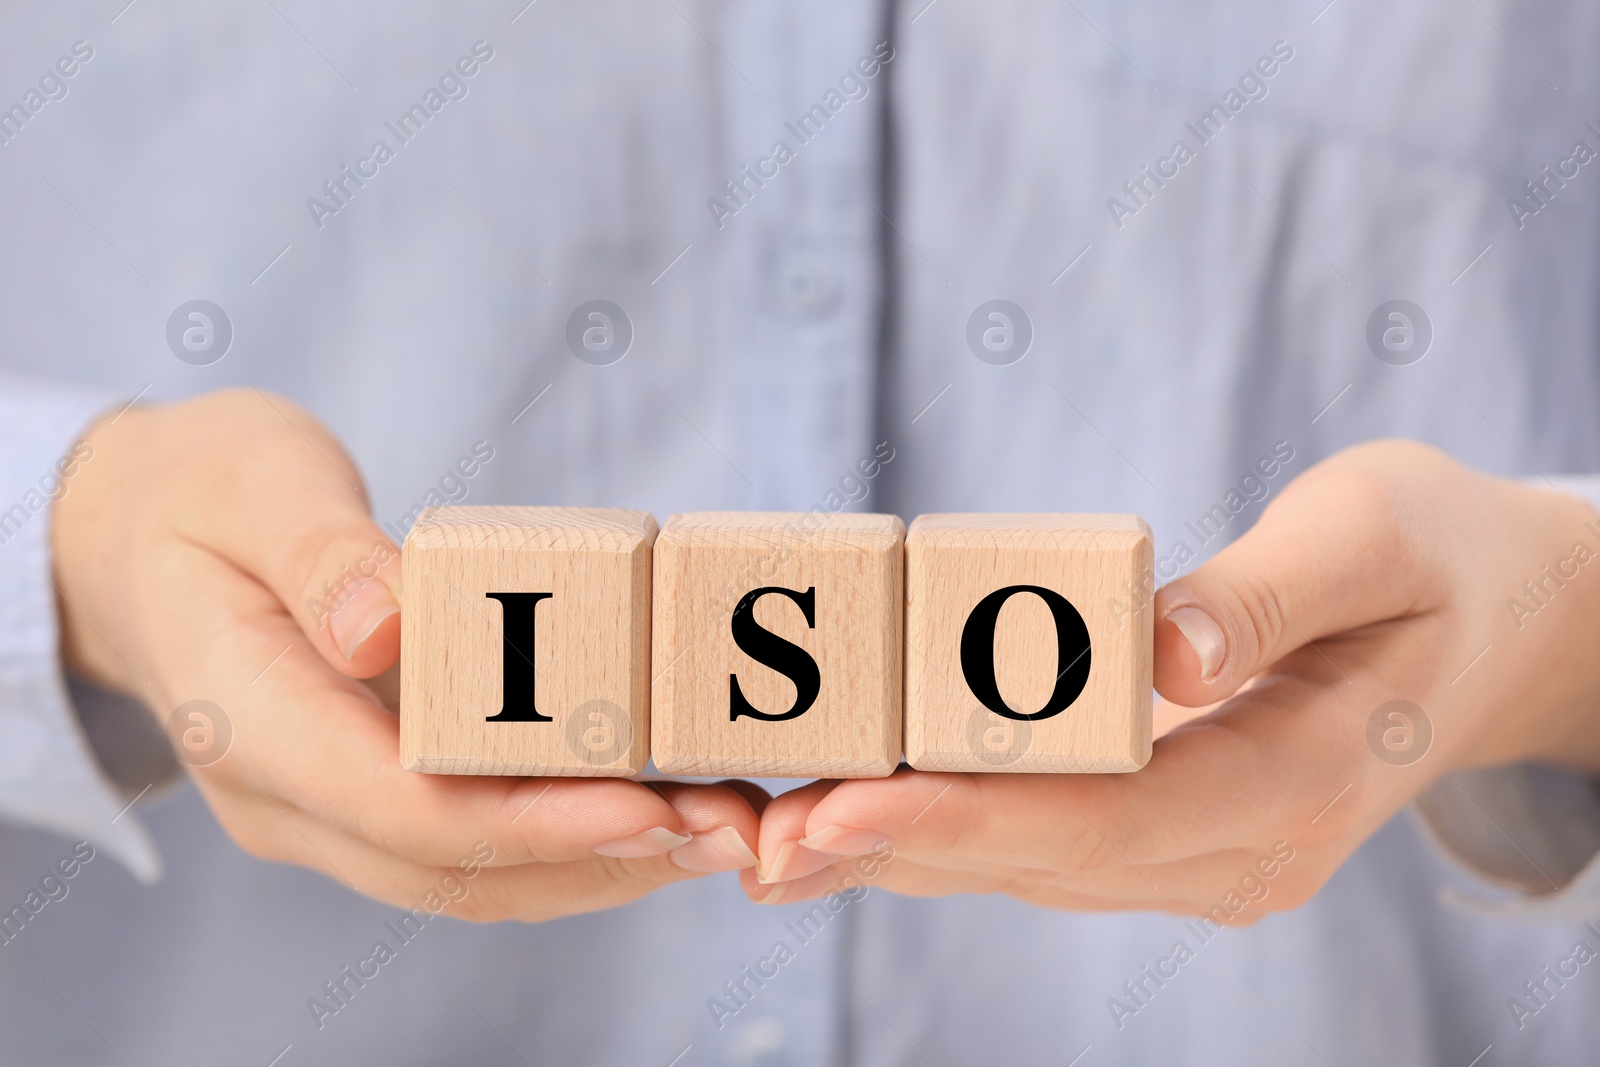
[52,388,763,919]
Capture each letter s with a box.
[1271,40,1294,62]
[472,40,494,62]
[72,40,94,62]
[729,586,821,722]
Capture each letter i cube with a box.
[651,512,904,777]
[400,506,655,776]
[904,514,1153,773]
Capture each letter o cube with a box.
[904,514,1153,773]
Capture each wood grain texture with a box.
[651,512,903,778]
[904,513,1153,773]
[400,506,655,776]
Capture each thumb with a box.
[280,514,402,679]
[1152,459,1439,707]
[177,390,402,678]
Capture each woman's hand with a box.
[751,441,1600,915]
[53,388,762,919]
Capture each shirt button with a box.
[770,246,839,320]
[725,1016,790,1067]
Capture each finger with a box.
[647,781,763,873]
[746,853,1204,915]
[799,655,1396,873]
[1153,442,1456,706]
[796,768,1165,878]
[828,854,1177,911]
[715,778,776,818]
[779,771,1288,905]
[165,547,747,867]
[163,389,404,677]
[1153,693,1224,739]
[747,865,850,904]
[755,780,841,884]
[211,792,704,921]
[745,838,908,904]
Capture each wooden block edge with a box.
[652,753,900,779]
[903,751,1147,774]
[405,752,647,777]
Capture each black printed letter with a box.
[729,586,820,722]
[959,585,1091,721]
[484,592,554,722]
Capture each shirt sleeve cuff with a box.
[1408,473,1600,921]
[0,373,161,883]
[1414,765,1600,920]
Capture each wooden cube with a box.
[904,514,1152,773]
[400,506,654,776]
[651,512,903,778]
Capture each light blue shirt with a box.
[3,1,1600,1063]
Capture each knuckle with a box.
[1053,800,1143,875]
[346,806,414,864]
[288,520,388,602]
[1229,576,1288,665]
[1069,830,1126,875]
[1304,464,1413,559]
[994,872,1044,902]
[595,855,674,898]
[219,811,297,865]
[933,777,987,853]
[452,884,514,924]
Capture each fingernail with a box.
[797,825,888,856]
[1166,605,1226,683]
[754,866,844,906]
[592,827,692,858]
[671,826,759,873]
[757,840,836,885]
[331,580,400,661]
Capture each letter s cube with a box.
[400,506,654,776]
[651,512,903,778]
[904,514,1153,773]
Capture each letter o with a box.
[959,585,1092,721]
